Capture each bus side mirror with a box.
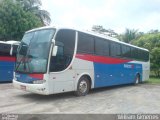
[52,46,58,56]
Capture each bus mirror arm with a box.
[52,46,58,56]
[10,45,13,56]
[52,39,56,45]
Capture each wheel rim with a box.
[79,80,88,93]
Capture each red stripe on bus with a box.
[76,54,131,64]
[29,74,44,80]
[0,56,16,62]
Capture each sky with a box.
[41,0,160,34]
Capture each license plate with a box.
[20,85,26,91]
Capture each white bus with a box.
[13,26,150,96]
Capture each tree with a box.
[92,25,118,37]
[150,47,160,77]
[131,33,160,50]
[0,0,42,41]
[148,29,159,34]
[132,32,160,77]
[118,28,139,43]
[92,25,106,33]
[17,0,51,25]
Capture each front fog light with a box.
[33,80,46,84]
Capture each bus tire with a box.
[134,74,140,85]
[74,76,90,96]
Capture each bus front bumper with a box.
[13,80,50,95]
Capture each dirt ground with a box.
[0,83,160,114]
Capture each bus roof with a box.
[0,40,20,45]
[6,40,20,45]
[26,26,149,52]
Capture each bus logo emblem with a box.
[124,64,134,69]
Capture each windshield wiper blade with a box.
[15,56,31,72]
[15,56,24,71]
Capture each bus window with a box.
[95,38,109,56]
[110,42,121,57]
[0,43,11,56]
[77,32,94,54]
[50,29,75,72]
[122,45,131,58]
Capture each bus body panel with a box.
[94,62,142,87]
[13,56,95,95]
[15,73,44,83]
[13,55,149,95]
[130,61,150,81]
[46,57,94,94]
[13,80,50,95]
[13,73,50,95]
[0,61,15,82]
[73,57,94,89]
[142,62,150,81]
[48,70,75,94]
[0,41,19,82]
[75,54,143,88]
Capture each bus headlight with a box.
[33,80,46,84]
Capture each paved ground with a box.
[0,83,160,114]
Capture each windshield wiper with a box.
[15,56,30,72]
[15,44,31,73]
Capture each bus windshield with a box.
[16,29,55,73]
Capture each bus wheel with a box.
[135,74,140,85]
[75,76,90,96]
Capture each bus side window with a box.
[50,29,75,72]
[95,38,109,56]
[50,45,65,72]
[0,43,11,56]
[77,32,94,54]
[110,42,121,57]
[12,45,18,56]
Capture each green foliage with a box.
[92,25,118,37]
[132,33,160,50]
[132,33,160,77]
[17,0,51,25]
[145,77,160,84]
[0,0,42,41]
[150,47,160,77]
[118,28,139,43]
[16,0,42,11]
[92,25,107,33]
